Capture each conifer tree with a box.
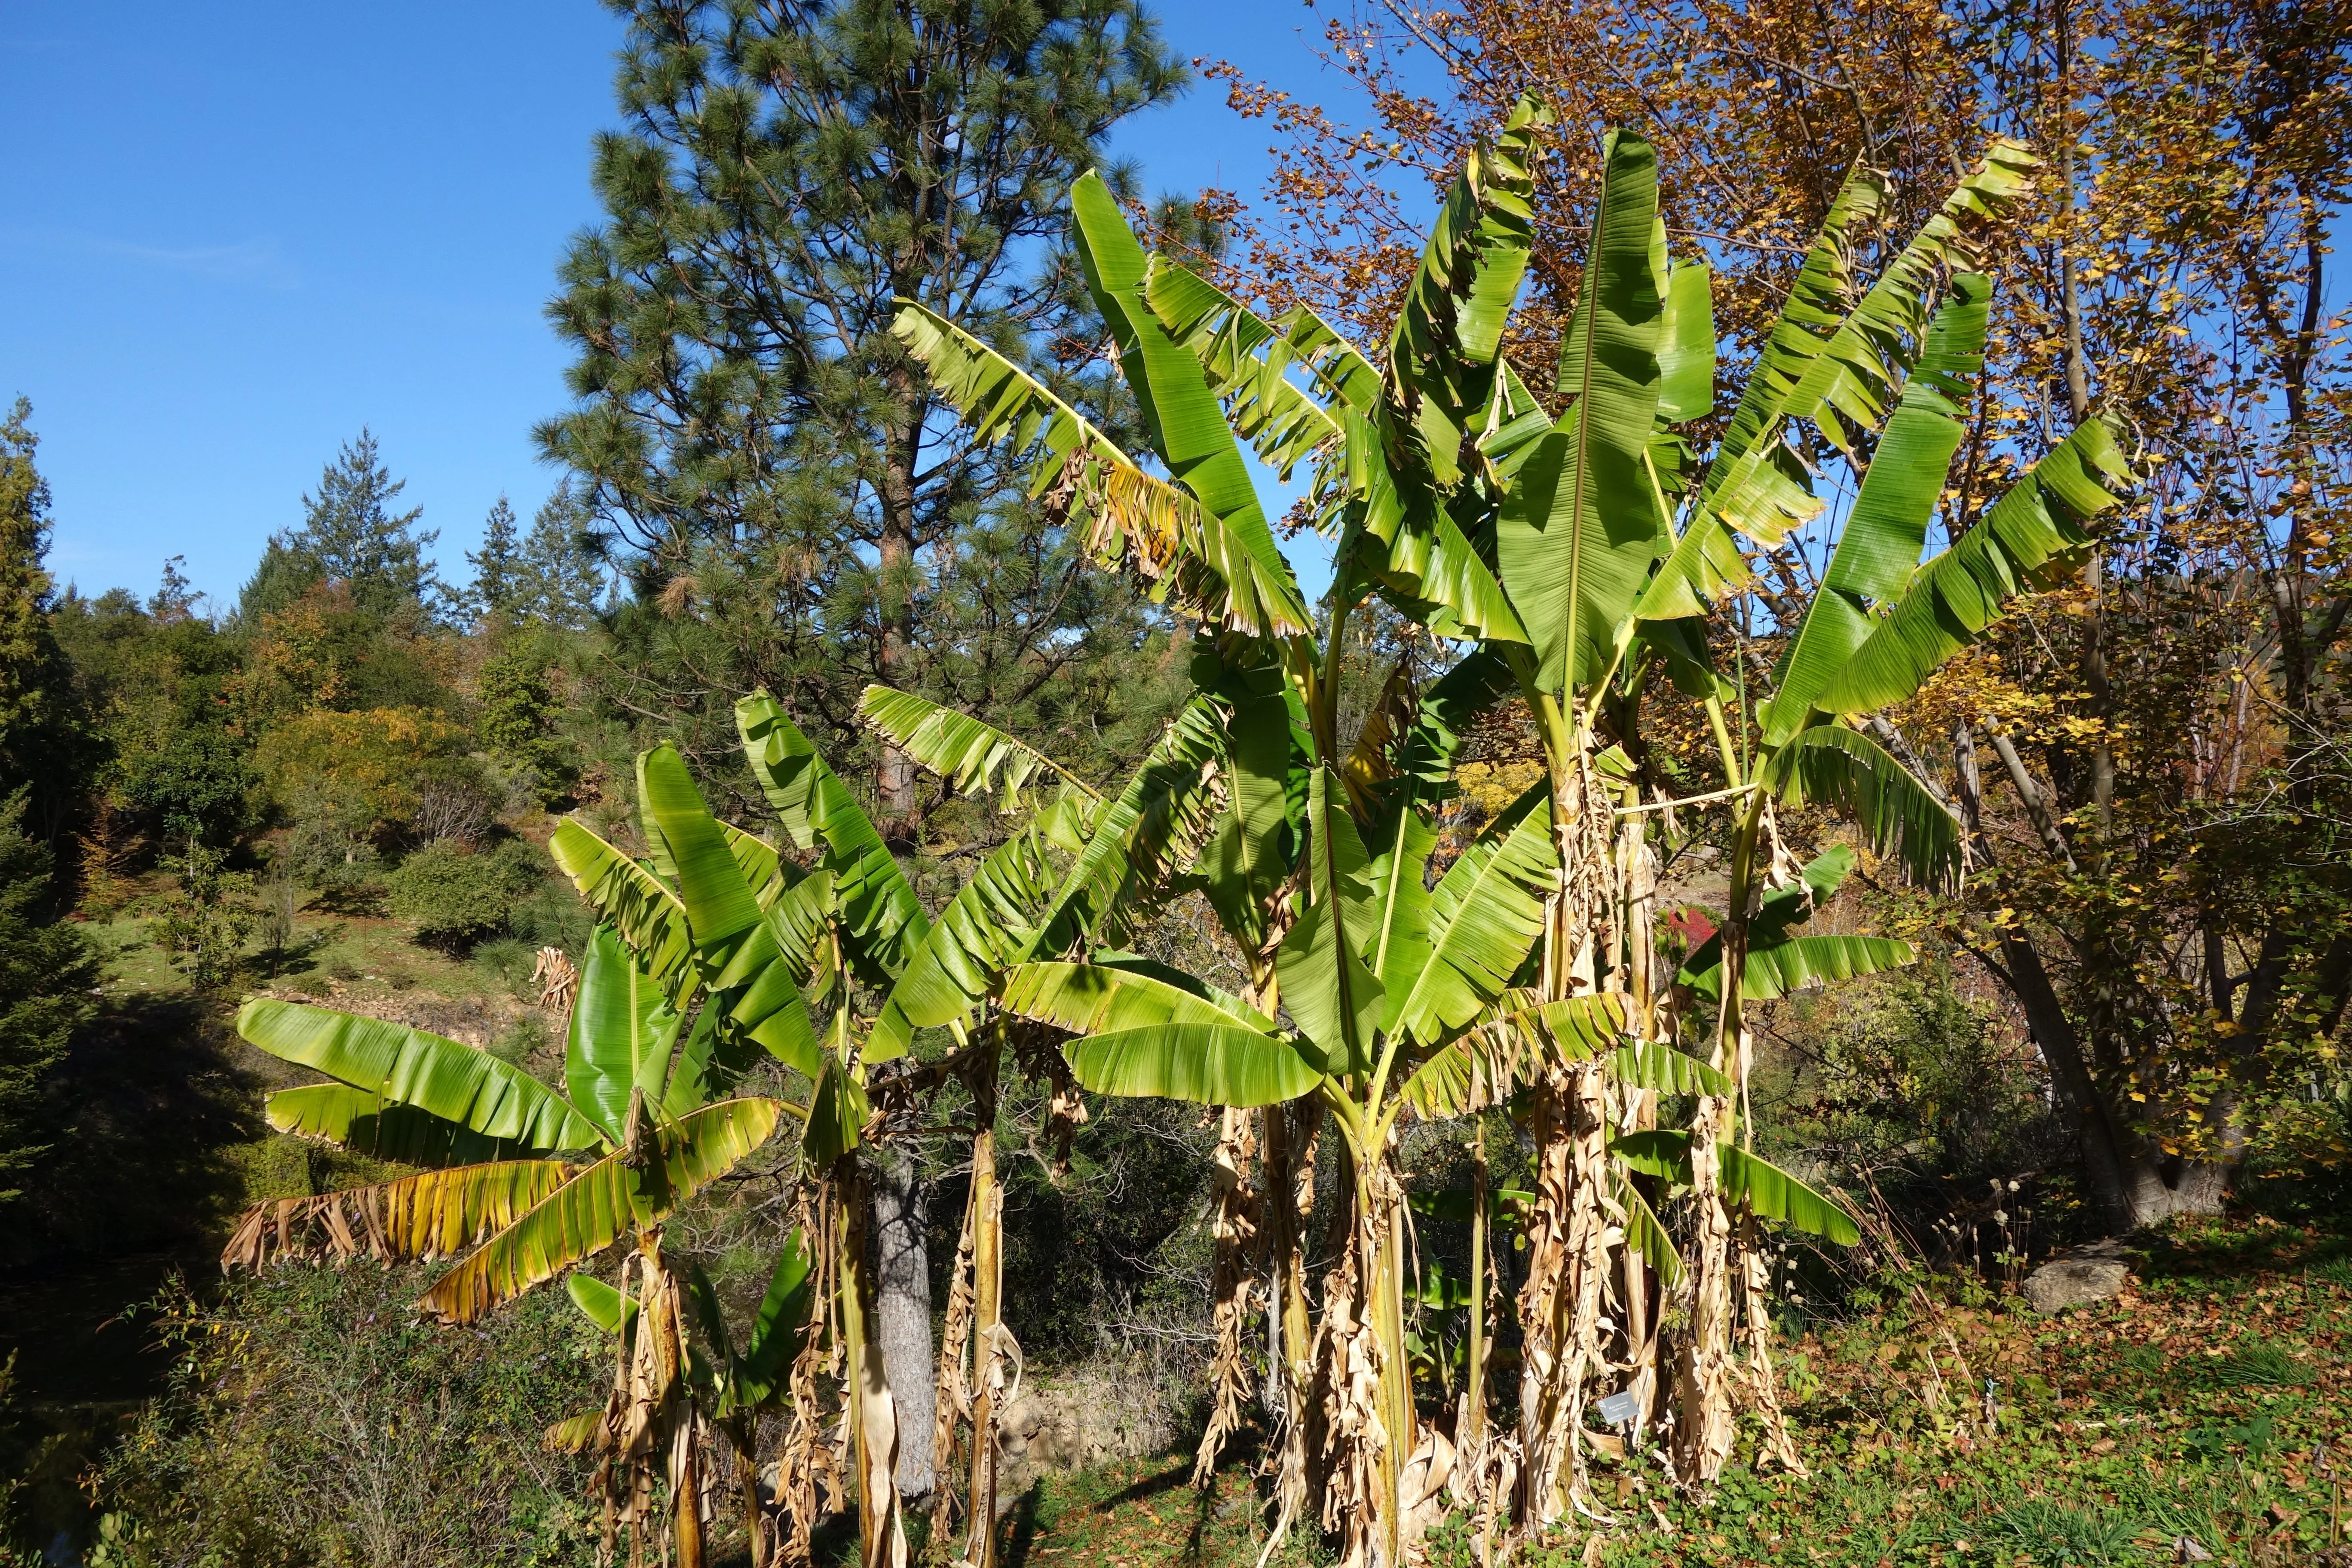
[515,484,604,629]
[241,429,440,621]
[462,495,525,624]
[537,0,1188,819]
[0,399,85,837]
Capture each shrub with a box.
[383,839,540,952]
[86,1265,602,1566]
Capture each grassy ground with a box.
[960,1217,2350,1568]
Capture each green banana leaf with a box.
[567,925,686,1141]
[1068,172,1308,636]
[1020,696,1226,962]
[1761,275,1990,741]
[1346,409,1531,644]
[548,818,698,1005]
[1655,252,1717,423]
[888,297,1127,497]
[857,684,1101,812]
[638,744,824,1076]
[732,1230,818,1410]
[1385,93,1550,462]
[1722,1145,1861,1244]
[999,959,1278,1037]
[419,1096,784,1323]
[1065,1022,1323,1108]
[1142,260,1342,480]
[737,691,931,986]
[1782,141,2038,452]
[1608,1041,1732,1097]
[1812,416,2135,717]
[1761,724,1962,889]
[800,1054,867,1170]
[1611,1128,1694,1183]
[865,819,1063,1062]
[1390,801,1558,1046]
[1276,766,1384,1076]
[239,999,607,1153]
[1619,1176,1685,1286]
[1497,131,1664,695]
[566,1271,638,1335]
[264,1082,531,1168]
[1686,932,1917,1002]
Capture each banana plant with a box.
[554,1230,818,1568]
[897,92,2131,1553]
[226,926,786,1568]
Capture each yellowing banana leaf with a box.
[221,1158,577,1270]
[264,1082,531,1168]
[239,999,606,1153]
[857,685,1101,812]
[1721,1145,1860,1245]
[1065,1022,1323,1108]
[542,1409,608,1454]
[1405,992,1633,1118]
[548,818,697,1005]
[1084,463,1316,638]
[419,1096,783,1323]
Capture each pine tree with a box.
[0,400,84,832]
[515,484,604,629]
[537,0,1186,820]
[462,496,526,624]
[241,429,439,621]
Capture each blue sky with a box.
[2,0,1370,612]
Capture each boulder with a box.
[2023,1255,2130,1315]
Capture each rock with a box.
[2024,1256,2130,1314]
[994,1369,1179,1505]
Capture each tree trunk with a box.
[876,398,922,824]
[868,1147,935,1504]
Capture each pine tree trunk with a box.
[876,397,921,824]
[869,1148,935,1504]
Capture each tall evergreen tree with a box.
[241,429,439,621]
[462,495,526,624]
[0,400,86,842]
[536,0,1188,818]
[516,483,605,630]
